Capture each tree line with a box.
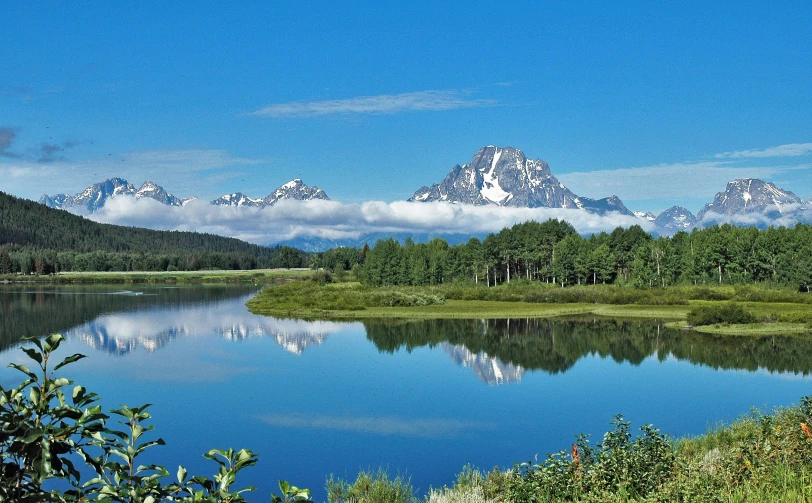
[313,219,812,291]
[0,191,307,272]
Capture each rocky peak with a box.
[634,211,657,221]
[211,179,330,208]
[263,179,330,206]
[575,195,634,216]
[210,192,263,207]
[697,178,804,220]
[654,206,697,234]
[135,181,183,206]
[409,145,581,208]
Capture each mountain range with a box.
[33,145,807,249]
[409,145,806,229]
[40,178,328,212]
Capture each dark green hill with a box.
[0,191,304,272]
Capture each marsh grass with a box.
[246,282,811,333]
[245,281,446,316]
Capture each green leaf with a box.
[30,385,41,406]
[177,465,187,483]
[22,347,43,364]
[44,333,64,352]
[9,362,37,380]
[52,377,71,388]
[54,353,87,372]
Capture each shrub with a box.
[506,416,675,501]
[687,304,758,326]
[311,269,333,285]
[0,334,311,502]
[326,468,415,503]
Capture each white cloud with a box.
[714,143,812,159]
[255,413,493,438]
[250,90,496,118]
[698,203,812,228]
[85,196,651,244]
[557,162,787,202]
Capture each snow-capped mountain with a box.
[135,180,189,206]
[264,178,329,205]
[40,177,135,212]
[211,192,264,207]
[634,211,657,221]
[409,146,582,208]
[39,178,190,212]
[576,195,634,216]
[410,146,636,217]
[211,179,330,208]
[697,179,805,221]
[39,177,328,213]
[653,206,697,234]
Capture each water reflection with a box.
[3,286,812,380]
[441,343,524,384]
[362,318,812,378]
[74,322,184,355]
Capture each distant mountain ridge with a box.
[211,178,329,208]
[30,146,810,246]
[408,145,808,237]
[39,178,195,212]
[40,177,328,212]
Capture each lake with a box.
[2,285,811,501]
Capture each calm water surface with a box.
[2,285,811,501]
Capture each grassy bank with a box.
[246,281,812,334]
[330,399,812,503]
[0,268,312,284]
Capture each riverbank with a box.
[341,398,812,503]
[246,281,812,335]
[0,268,312,284]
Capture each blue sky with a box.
[2,1,811,217]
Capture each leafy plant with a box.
[326,467,415,503]
[0,333,106,502]
[0,333,309,502]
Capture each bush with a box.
[0,334,311,502]
[506,416,675,501]
[369,290,446,307]
[687,304,758,326]
[311,269,333,285]
[326,468,415,503]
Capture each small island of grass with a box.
[246,279,812,336]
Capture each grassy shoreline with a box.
[417,399,812,502]
[246,280,812,335]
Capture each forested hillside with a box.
[314,219,812,291]
[0,191,305,272]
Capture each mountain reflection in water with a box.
[3,286,812,379]
[361,318,812,378]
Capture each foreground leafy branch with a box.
[0,334,312,503]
